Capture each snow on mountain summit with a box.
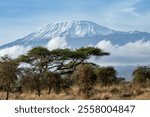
[1,20,150,81]
[1,20,150,50]
[31,20,116,39]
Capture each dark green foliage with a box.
[51,47,109,75]
[76,47,110,58]
[19,47,51,74]
[95,66,117,87]
[28,47,50,57]
[18,46,109,75]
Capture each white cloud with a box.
[96,40,150,66]
[47,37,69,50]
[0,38,150,67]
[0,45,31,58]
[0,37,69,59]
[96,0,150,32]
[123,7,141,17]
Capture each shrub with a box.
[72,63,97,98]
[132,66,150,86]
[95,66,117,87]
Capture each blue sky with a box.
[0,0,150,45]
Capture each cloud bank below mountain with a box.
[0,37,69,58]
[0,45,31,58]
[96,39,150,66]
[46,37,69,50]
[0,39,150,67]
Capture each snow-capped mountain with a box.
[1,20,150,80]
[1,20,150,49]
[33,20,116,39]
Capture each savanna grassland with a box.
[0,47,150,100]
[0,83,150,100]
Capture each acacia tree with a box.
[95,66,117,87]
[19,47,51,73]
[0,55,18,100]
[18,47,52,96]
[53,47,110,75]
[42,47,109,95]
[132,66,150,86]
[19,46,109,74]
[72,63,97,98]
[18,47,71,96]
[18,46,109,96]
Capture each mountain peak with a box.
[1,20,150,50]
[31,20,116,39]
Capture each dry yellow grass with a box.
[0,84,150,100]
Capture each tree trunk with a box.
[85,89,90,99]
[37,87,41,97]
[6,91,9,100]
[48,85,52,95]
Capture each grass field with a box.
[0,83,150,100]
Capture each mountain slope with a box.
[1,20,150,49]
[1,20,150,81]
